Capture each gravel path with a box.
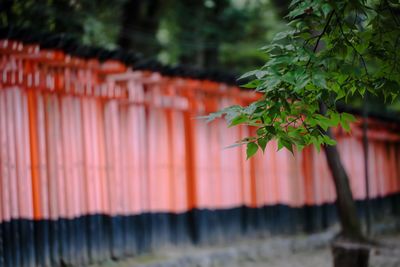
[238,249,331,267]
[91,231,400,267]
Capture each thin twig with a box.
[300,116,312,134]
[306,11,335,67]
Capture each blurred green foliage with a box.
[157,0,286,71]
[0,0,125,49]
[0,0,286,72]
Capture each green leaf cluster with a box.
[206,0,400,159]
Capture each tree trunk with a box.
[331,240,370,267]
[117,0,164,55]
[324,129,364,241]
[324,129,369,267]
[319,101,369,267]
[323,129,370,267]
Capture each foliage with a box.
[207,0,400,158]
[1,0,125,49]
[158,0,286,70]
[2,0,286,72]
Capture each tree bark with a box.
[324,129,370,267]
[318,102,364,240]
[320,102,368,267]
[324,129,364,241]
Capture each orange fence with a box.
[1,38,400,267]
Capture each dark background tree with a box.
[117,0,167,55]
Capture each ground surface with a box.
[91,229,400,267]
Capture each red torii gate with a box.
[1,37,400,267]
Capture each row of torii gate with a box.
[0,35,399,267]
